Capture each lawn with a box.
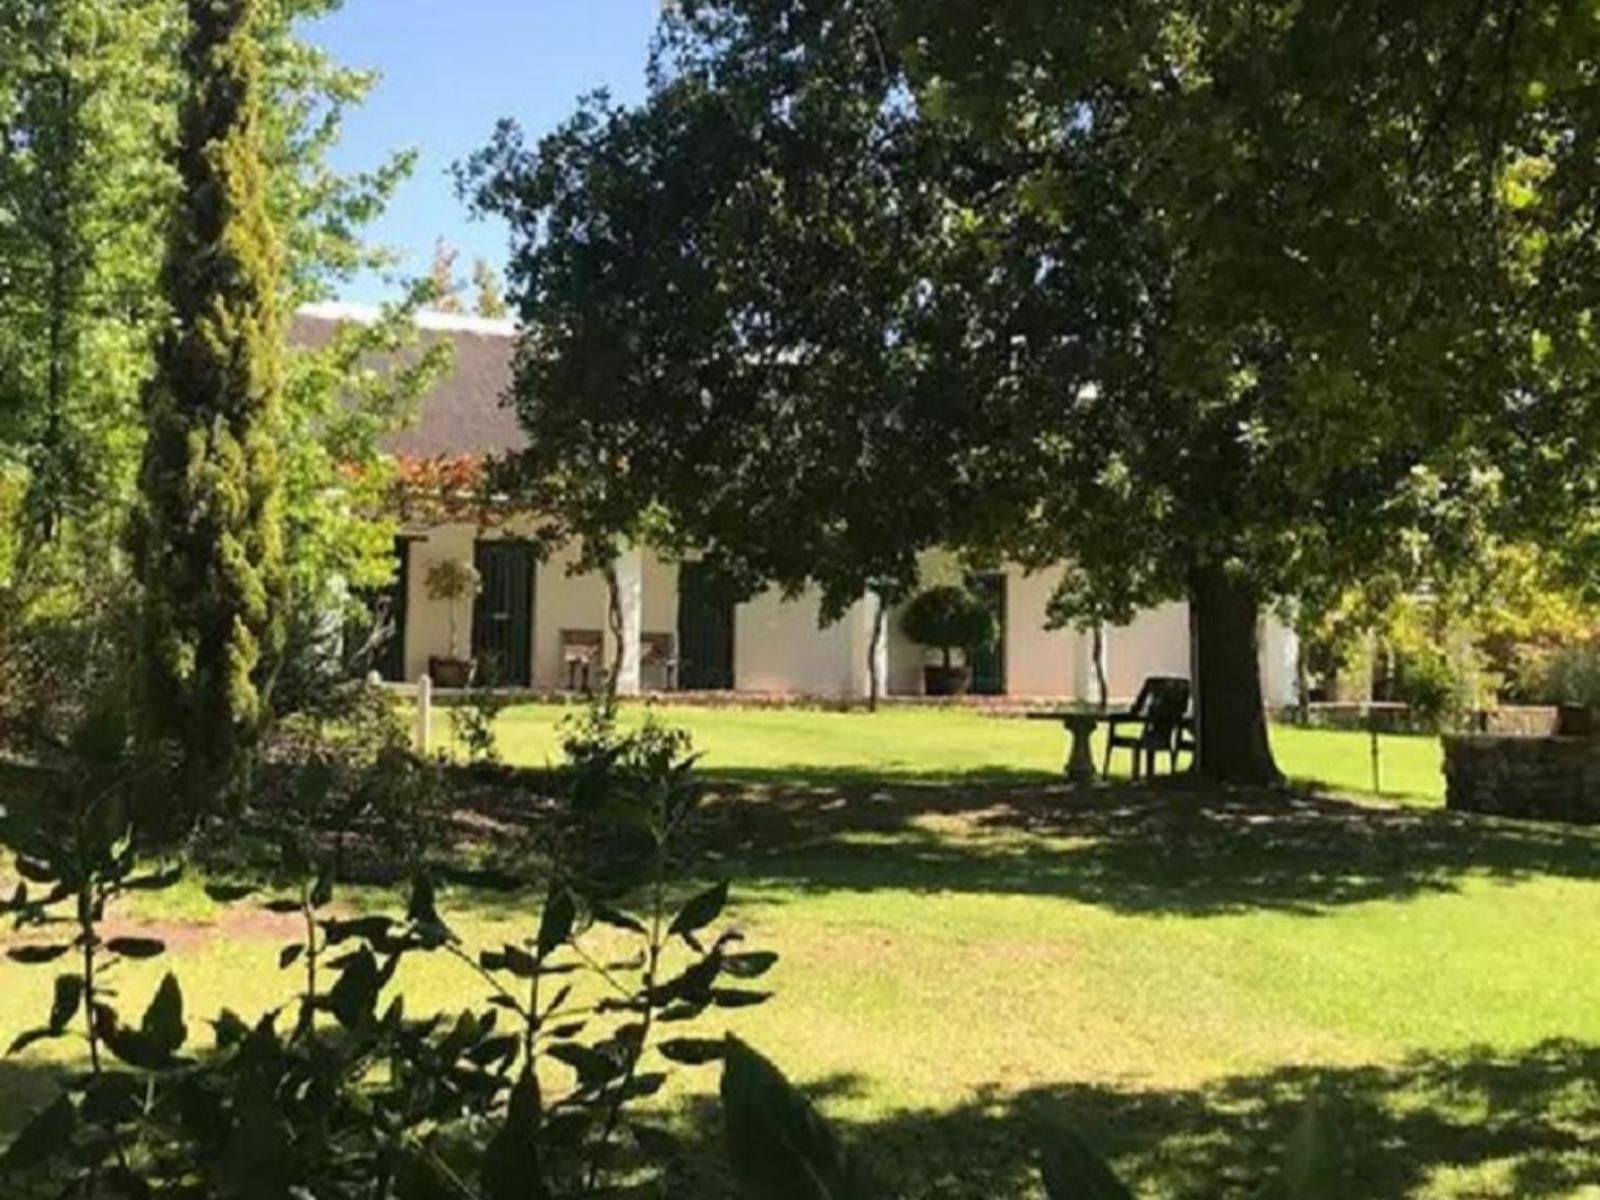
[6,710,1597,1197]
[463,702,1447,803]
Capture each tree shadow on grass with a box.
[690,776,1600,916]
[664,1038,1600,1199]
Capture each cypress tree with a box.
[133,0,285,803]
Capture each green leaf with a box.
[658,1037,726,1065]
[211,1009,250,1049]
[408,872,440,925]
[669,879,729,945]
[107,937,166,960]
[140,973,187,1059]
[545,1042,622,1090]
[723,950,779,979]
[465,1034,520,1070]
[481,1068,549,1200]
[501,944,539,979]
[6,944,71,966]
[631,1122,681,1159]
[712,988,772,1008]
[82,1073,143,1125]
[1040,1129,1135,1200]
[590,901,646,934]
[14,857,57,885]
[536,886,576,959]
[326,946,382,1030]
[7,1028,59,1056]
[278,944,304,970]
[49,974,84,1034]
[721,1036,872,1200]
[204,882,257,903]
[320,915,395,944]
[309,870,335,910]
[1,1093,76,1171]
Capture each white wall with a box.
[1003,568,1085,698]
[1259,614,1300,709]
[734,587,867,697]
[400,529,1298,704]
[533,540,611,690]
[1107,602,1193,702]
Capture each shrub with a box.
[0,701,776,1200]
[1525,641,1600,708]
[900,585,997,667]
[1389,644,1463,730]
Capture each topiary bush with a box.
[900,586,997,668]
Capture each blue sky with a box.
[311,1,660,305]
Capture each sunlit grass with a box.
[466,702,1445,803]
[10,709,1593,1197]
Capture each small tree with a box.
[424,556,479,663]
[901,585,996,694]
[428,235,463,313]
[472,256,508,319]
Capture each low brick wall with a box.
[1443,733,1600,823]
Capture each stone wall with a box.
[1476,707,1559,736]
[1443,734,1600,823]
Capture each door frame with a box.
[471,539,537,687]
[676,561,736,691]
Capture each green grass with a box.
[467,702,1446,803]
[8,711,1598,1198]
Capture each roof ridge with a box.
[297,301,518,339]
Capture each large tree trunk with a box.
[1189,563,1282,786]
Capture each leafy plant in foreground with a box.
[1,708,777,1199]
[718,1037,1345,1200]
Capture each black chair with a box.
[1104,676,1193,779]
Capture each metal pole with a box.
[1368,703,1381,796]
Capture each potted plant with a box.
[425,557,481,688]
[900,585,997,697]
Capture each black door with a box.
[374,538,410,682]
[967,572,1008,696]
[472,541,536,687]
[677,562,735,690]
[350,537,410,682]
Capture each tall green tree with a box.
[891,0,1600,780]
[468,0,1600,783]
[134,0,286,799]
[2,0,438,721]
[0,0,176,556]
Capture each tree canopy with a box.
[468,0,1600,782]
